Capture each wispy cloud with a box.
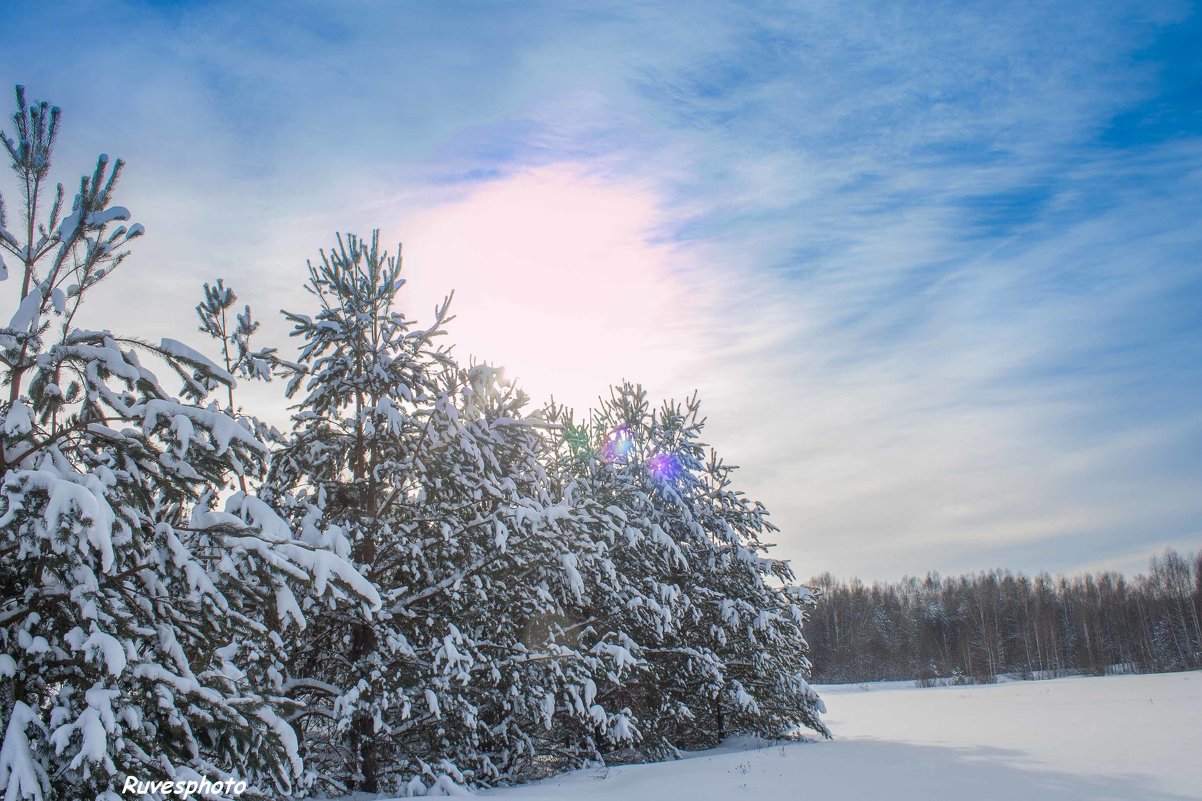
[2,0,1198,580]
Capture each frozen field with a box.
[475,671,1201,801]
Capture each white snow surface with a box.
[426,671,1201,801]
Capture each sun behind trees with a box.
[0,89,825,800]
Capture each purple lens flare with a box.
[602,425,635,463]
[646,451,682,482]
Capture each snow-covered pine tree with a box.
[263,231,454,794]
[544,383,828,759]
[0,86,377,801]
[398,365,642,788]
[194,279,280,491]
[544,389,710,760]
[195,280,275,399]
[540,397,688,761]
[267,233,640,795]
[678,417,829,744]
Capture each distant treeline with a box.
[806,548,1202,684]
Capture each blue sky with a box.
[2,0,1199,580]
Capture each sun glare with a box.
[396,164,697,413]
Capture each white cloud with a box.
[394,163,703,413]
[3,0,1199,582]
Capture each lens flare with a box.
[646,451,682,483]
[602,425,635,463]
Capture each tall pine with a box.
[267,234,641,795]
[0,87,377,801]
[544,383,828,759]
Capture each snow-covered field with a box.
[475,671,1201,801]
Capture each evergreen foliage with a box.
[1,87,828,800]
[263,235,653,795]
[0,87,377,801]
[544,386,828,761]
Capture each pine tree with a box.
[403,365,641,787]
[267,234,641,795]
[264,232,455,794]
[0,86,377,801]
[0,85,827,800]
[194,279,279,492]
[545,383,828,759]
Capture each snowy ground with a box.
[471,671,1201,801]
